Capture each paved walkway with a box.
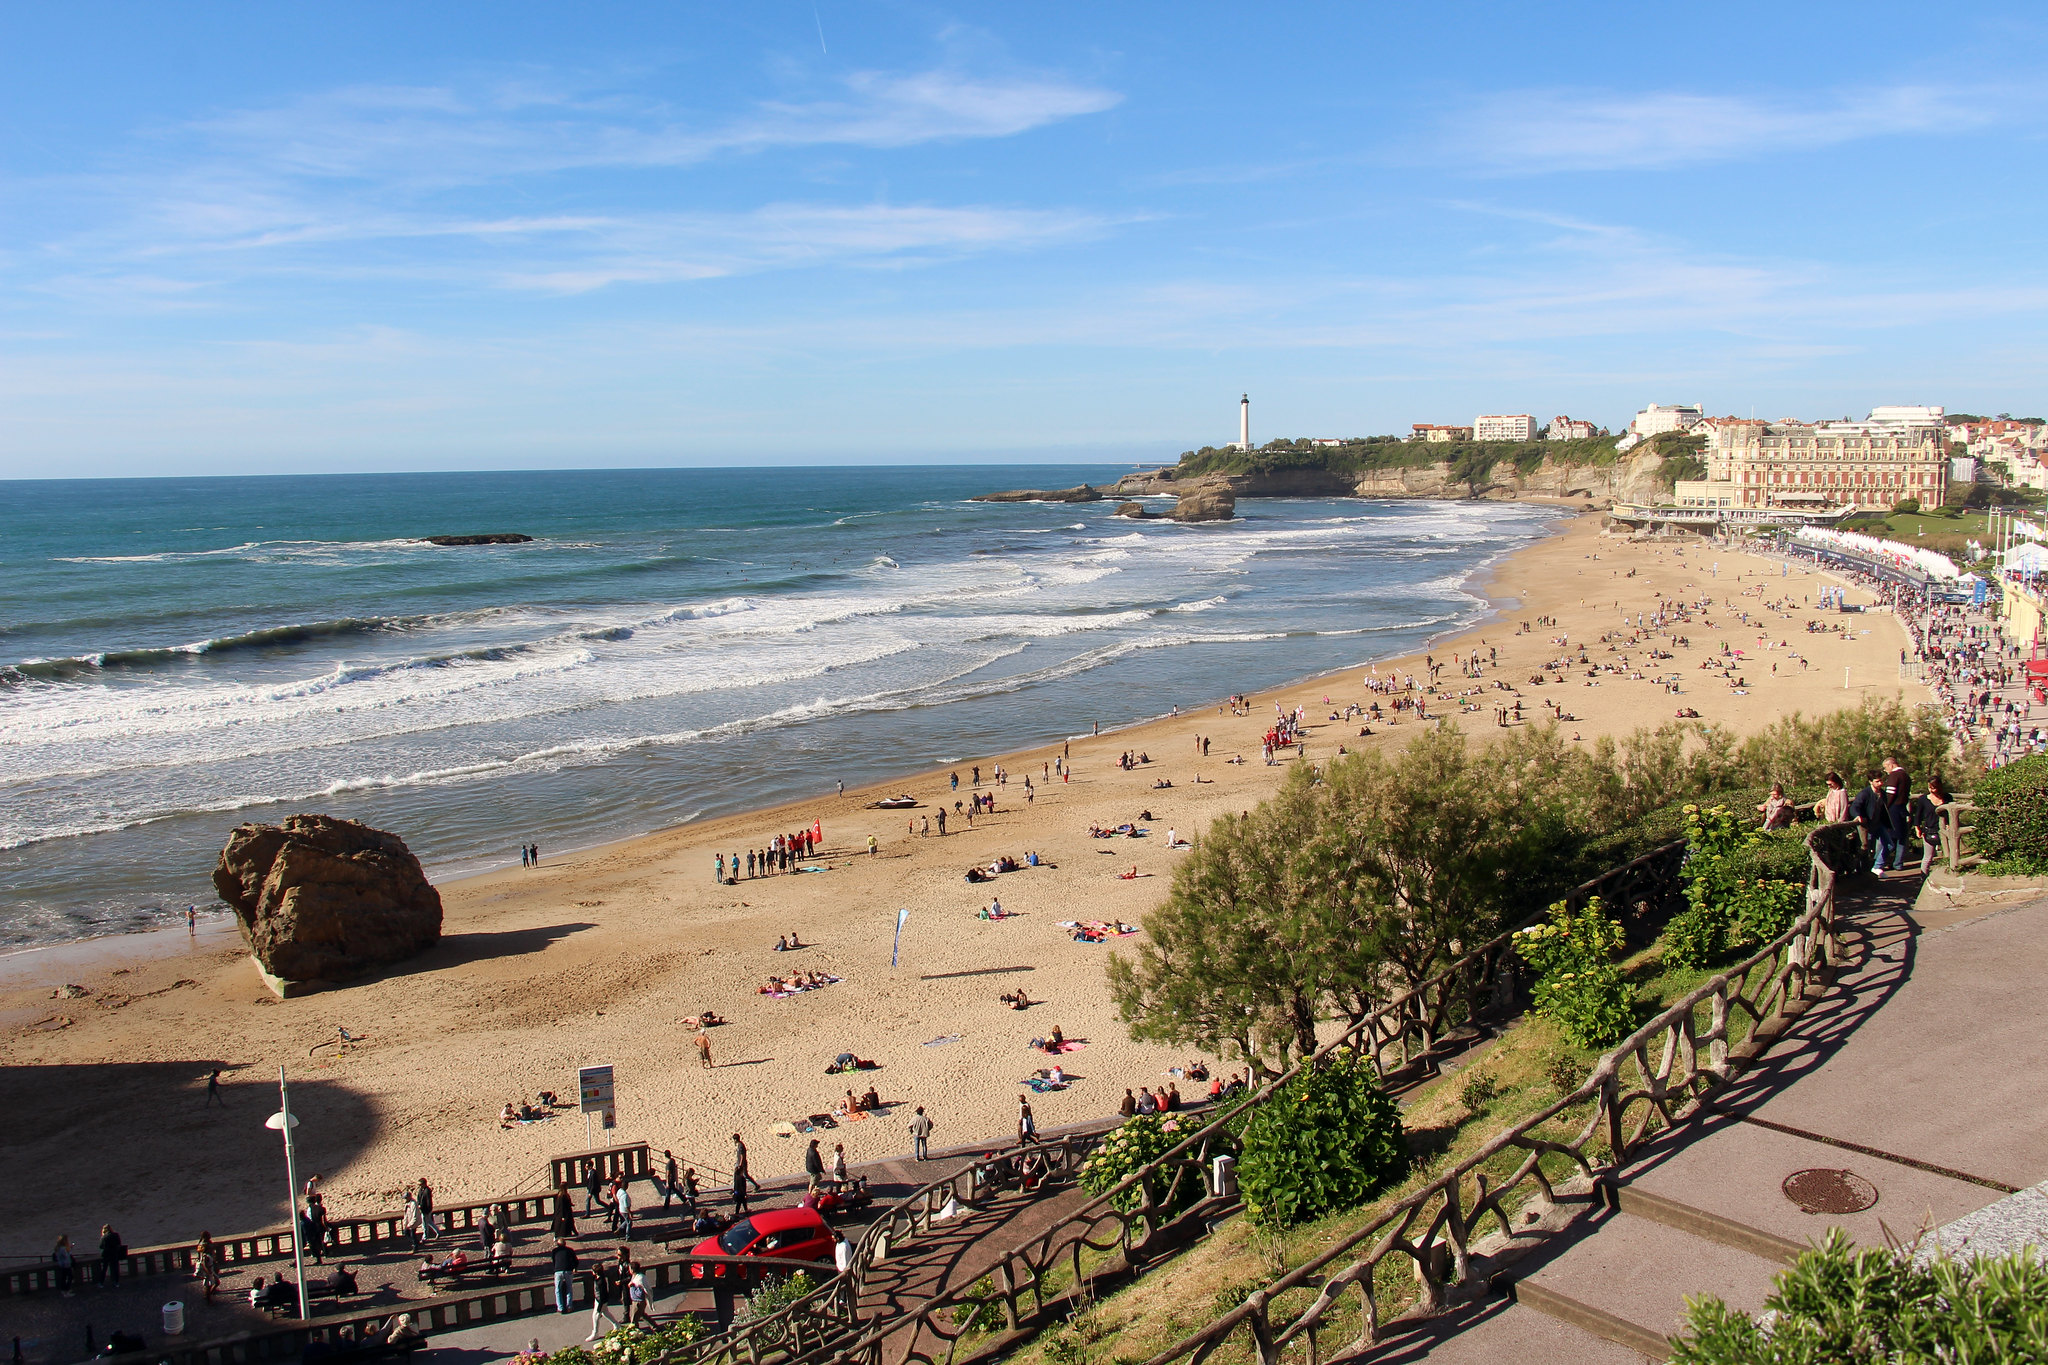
[1379,880,2048,1360]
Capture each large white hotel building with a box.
[1671,406,1949,513]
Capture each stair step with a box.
[1509,1278,1670,1360]
[1511,1206,1781,1353]
[1616,1186,1805,1265]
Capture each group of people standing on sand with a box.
[518,843,541,868]
[719,824,822,882]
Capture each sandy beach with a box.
[1,512,1930,1248]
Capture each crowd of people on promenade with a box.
[1777,542,2042,767]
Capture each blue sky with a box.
[3,2,2046,477]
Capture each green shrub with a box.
[1231,1051,1406,1228]
[1515,896,1634,1049]
[1078,1113,1199,1214]
[950,1276,1004,1333]
[1544,1054,1588,1095]
[1734,697,1961,791]
[1970,755,2048,874]
[1459,1070,1500,1111]
[1664,806,1807,971]
[1668,1228,2048,1363]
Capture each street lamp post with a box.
[266,1068,308,1320]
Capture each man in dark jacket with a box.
[1881,756,1912,872]
[550,1240,577,1315]
[1849,773,1887,870]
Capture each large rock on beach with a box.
[213,815,443,995]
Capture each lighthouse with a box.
[1238,393,1250,451]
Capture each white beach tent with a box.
[2002,540,2048,574]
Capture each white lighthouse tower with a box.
[1236,393,1250,451]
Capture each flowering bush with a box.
[540,1316,705,1365]
[1516,896,1634,1050]
[1078,1113,1196,1214]
[737,1270,816,1321]
[1665,805,1807,970]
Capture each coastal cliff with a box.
[976,433,1694,514]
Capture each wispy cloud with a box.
[12,63,1123,302]
[484,202,1118,293]
[176,68,1121,186]
[1435,84,2006,173]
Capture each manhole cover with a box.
[1782,1168,1879,1214]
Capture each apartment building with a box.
[1671,407,1948,512]
[1411,423,1473,443]
[1473,414,1536,442]
[1630,403,1703,438]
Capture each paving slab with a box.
[1623,1110,2002,1252]
[1361,1296,1653,1364]
[1520,1210,1778,1342]
[1707,895,2048,1194]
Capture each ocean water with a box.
[0,467,1561,946]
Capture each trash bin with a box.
[1211,1155,1238,1199]
[163,1301,186,1335]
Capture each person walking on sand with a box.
[52,1235,75,1295]
[731,1134,757,1213]
[98,1224,125,1289]
[715,854,725,883]
[697,1032,713,1069]
[206,1068,225,1105]
[909,1106,934,1161]
[1017,1095,1037,1144]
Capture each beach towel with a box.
[922,1034,963,1047]
[1019,1077,1069,1093]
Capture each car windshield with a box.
[716,1219,757,1255]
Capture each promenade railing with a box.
[1937,799,1985,873]
[5,1146,651,1297]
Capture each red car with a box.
[690,1206,834,1279]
